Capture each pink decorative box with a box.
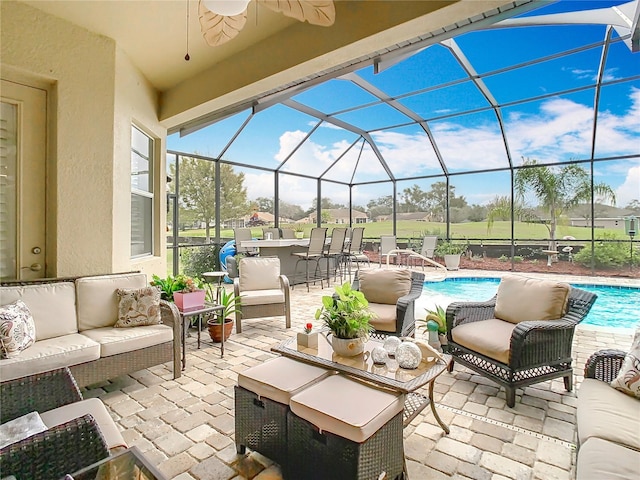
[173,290,206,311]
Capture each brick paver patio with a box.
[83,269,637,479]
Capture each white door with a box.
[0,79,47,280]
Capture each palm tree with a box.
[488,158,616,251]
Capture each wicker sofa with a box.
[576,349,640,479]
[0,272,181,387]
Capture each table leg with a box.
[220,312,225,359]
[429,381,449,434]
[181,317,187,370]
[197,314,201,349]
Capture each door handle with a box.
[27,263,42,272]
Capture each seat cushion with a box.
[239,257,281,291]
[494,275,570,324]
[577,437,640,480]
[238,356,332,405]
[40,398,126,450]
[358,269,411,305]
[240,289,285,306]
[80,325,173,357]
[577,378,640,451]
[0,282,77,341]
[451,318,516,365]
[0,334,101,382]
[76,273,148,331]
[289,374,404,443]
[368,303,397,333]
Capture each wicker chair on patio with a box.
[446,275,597,407]
[0,368,124,479]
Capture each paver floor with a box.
[84,269,637,479]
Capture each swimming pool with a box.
[422,277,640,329]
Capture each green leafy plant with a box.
[498,255,509,262]
[513,255,524,263]
[574,232,640,268]
[217,289,242,321]
[417,304,447,334]
[182,245,220,277]
[151,274,204,301]
[434,240,468,256]
[293,224,305,232]
[314,282,374,339]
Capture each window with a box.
[131,125,154,257]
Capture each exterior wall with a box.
[1,2,165,278]
[570,218,626,230]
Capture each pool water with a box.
[422,277,640,329]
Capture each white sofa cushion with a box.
[80,325,173,357]
[40,398,127,450]
[75,273,147,331]
[577,378,640,451]
[240,289,284,306]
[0,283,77,341]
[290,374,404,443]
[0,334,100,382]
[577,437,640,480]
[238,356,332,405]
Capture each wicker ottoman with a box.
[235,356,332,469]
[287,375,405,480]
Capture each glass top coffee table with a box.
[272,333,452,433]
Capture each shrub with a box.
[574,232,640,268]
[182,245,220,277]
[513,255,523,263]
[498,255,508,262]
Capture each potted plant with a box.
[151,274,205,309]
[297,322,318,348]
[207,288,241,342]
[314,282,374,357]
[434,241,468,271]
[293,224,305,239]
[417,305,448,352]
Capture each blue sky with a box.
[168,0,639,211]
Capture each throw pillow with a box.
[0,300,37,358]
[0,411,48,449]
[610,328,640,398]
[114,286,162,327]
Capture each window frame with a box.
[131,124,155,258]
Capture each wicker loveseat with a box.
[576,349,640,479]
[446,275,597,407]
[0,272,181,387]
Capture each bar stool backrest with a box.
[263,228,281,240]
[307,228,328,256]
[235,228,254,254]
[348,227,364,253]
[327,228,347,255]
[380,235,397,254]
[280,228,295,239]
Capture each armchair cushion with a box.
[450,318,516,364]
[239,257,281,291]
[358,269,411,305]
[239,289,285,306]
[368,303,398,333]
[494,275,570,324]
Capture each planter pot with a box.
[174,290,206,311]
[330,335,366,357]
[207,317,234,343]
[295,232,304,239]
[297,331,318,348]
[443,254,461,271]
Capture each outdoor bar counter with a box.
[239,239,330,285]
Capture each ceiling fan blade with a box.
[259,0,335,27]
[199,0,247,47]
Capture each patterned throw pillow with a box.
[114,286,162,328]
[0,300,37,358]
[610,328,640,398]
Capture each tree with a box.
[400,184,428,213]
[367,195,393,219]
[488,158,616,250]
[254,197,273,212]
[175,157,249,241]
[425,182,467,222]
[625,200,640,215]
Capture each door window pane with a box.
[131,125,154,257]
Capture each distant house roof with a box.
[309,209,368,219]
[397,212,430,221]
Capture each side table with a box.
[62,445,166,480]
[178,303,224,369]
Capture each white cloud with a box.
[615,166,640,207]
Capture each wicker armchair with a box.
[446,284,597,407]
[0,368,110,479]
[352,269,425,338]
[583,349,626,382]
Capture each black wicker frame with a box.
[445,286,597,407]
[583,349,626,382]
[0,368,110,479]
[234,386,288,469]
[352,270,425,338]
[286,410,404,480]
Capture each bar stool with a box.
[234,357,332,470]
[287,374,405,480]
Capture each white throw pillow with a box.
[0,300,36,358]
[611,328,640,398]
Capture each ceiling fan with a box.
[198,0,336,47]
